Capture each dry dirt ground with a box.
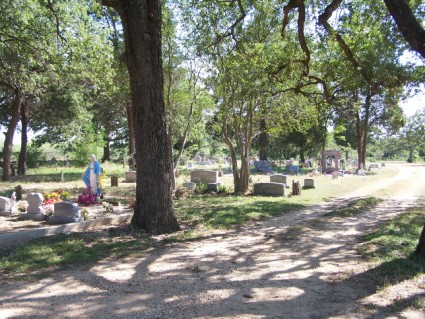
[0,163,425,319]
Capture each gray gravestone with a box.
[303,178,315,189]
[207,183,222,192]
[253,183,285,197]
[48,201,82,224]
[20,193,47,221]
[190,170,218,184]
[270,174,288,185]
[183,182,196,190]
[0,197,11,216]
[125,171,137,182]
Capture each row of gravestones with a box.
[253,174,315,197]
[0,192,82,224]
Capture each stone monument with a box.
[20,193,47,221]
[48,201,82,224]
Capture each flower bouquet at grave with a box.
[78,186,97,206]
[43,190,63,205]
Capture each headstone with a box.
[190,170,218,184]
[187,162,193,169]
[303,178,315,189]
[0,197,11,216]
[331,171,339,179]
[381,163,386,167]
[20,193,47,221]
[15,185,23,200]
[111,176,119,187]
[194,154,202,162]
[183,182,196,190]
[368,164,380,170]
[48,201,82,224]
[207,183,222,192]
[253,183,285,197]
[125,171,137,183]
[270,174,288,185]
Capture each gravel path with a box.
[0,163,424,319]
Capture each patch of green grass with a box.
[0,232,151,279]
[358,210,425,280]
[174,195,306,229]
[325,197,383,217]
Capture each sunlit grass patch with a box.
[174,195,306,229]
[0,232,151,279]
[358,209,425,280]
[325,197,383,217]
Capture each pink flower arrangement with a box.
[43,190,63,205]
[78,186,97,206]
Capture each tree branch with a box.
[383,0,425,59]
[318,0,377,90]
[281,0,310,76]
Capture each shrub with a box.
[194,182,209,194]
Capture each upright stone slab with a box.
[48,201,82,224]
[125,171,137,182]
[270,174,288,185]
[303,178,315,189]
[190,170,218,184]
[0,197,11,216]
[207,183,222,192]
[20,193,47,221]
[253,183,285,197]
[183,182,196,190]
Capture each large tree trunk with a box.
[355,113,363,169]
[383,0,425,59]
[126,102,136,170]
[258,118,268,160]
[2,90,22,181]
[103,0,180,234]
[102,138,111,162]
[18,101,29,175]
[223,118,241,193]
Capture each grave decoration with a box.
[78,185,97,205]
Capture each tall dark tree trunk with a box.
[102,138,111,162]
[103,0,180,234]
[383,0,425,59]
[18,101,29,175]
[355,113,363,169]
[300,147,305,163]
[2,90,22,181]
[126,102,136,170]
[258,118,268,160]
[408,146,413,163]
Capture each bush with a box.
[217,184,232,194]
[194,182,209,194]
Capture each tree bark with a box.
[415,223,425,257]
[355,112,363,169]
[18,101,29,175]
[126,102,136,170]
[102,138,111,162]
[2,90,22,181]
[383,0,425,59]
[103,0,180,234]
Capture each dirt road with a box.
[0,163,424,319]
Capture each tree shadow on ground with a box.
[0,197,424,318]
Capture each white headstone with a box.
[0,197,11,212]
[26,193,45,215]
